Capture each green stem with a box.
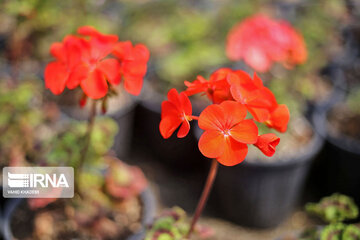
[186,159,218,239]
[75,100,97,196]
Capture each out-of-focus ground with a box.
[127,147,316,240]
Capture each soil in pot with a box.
[211,115,323,228]
[309,90,360,209]
[8,196,143,240]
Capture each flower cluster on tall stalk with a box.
[159,68,290,238]
[44,26,150,197]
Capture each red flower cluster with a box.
[226,14,307,72]
[45,26,149,100]
[160,68,289,166]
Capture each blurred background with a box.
[0,0,359,239]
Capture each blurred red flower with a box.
[254,133,280,157]
[45,26,149,100]
[159,88,193,139]
[112,41,150,96]
[105,157,147,200]
[226,14,307,72]
[198,101,258,166]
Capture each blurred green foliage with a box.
[46,117,118,168]
[145,207,190,240]
[298,194,360,240]
[145,206,213,240]
[0,0,347,114]
[0,80,43,167]
[0,0,122,60]
[306,193,358,224]
[346,88,360,115]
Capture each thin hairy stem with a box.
[186,159,218,238]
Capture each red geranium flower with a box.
[45,26,120,99]
[254,133,280,157]
[184,68,233,104]
[112,41,150,96]
[45,26,150,100]
[226,14,307,72]
[198,101,258,166]
[159,88,193,139]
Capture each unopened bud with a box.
[79,94,87,108]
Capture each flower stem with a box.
[75,100,97,196]
[186,159,218,239]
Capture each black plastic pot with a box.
[311,105,360,208]
[59,95,136,159]
[0,185,3,237]
[198,123,324,228]
[2,187,156,240]
[132,81,207,171]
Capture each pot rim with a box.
[312,105,360,156]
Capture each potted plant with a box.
[2,25,155,239]
[0,79,59,224]
[3,119,156,240]
[279,193,360,240]
[156,64,290,237]
[196,13,327,228]
[45,25,149,159]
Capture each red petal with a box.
[230,119,258,144]
[247,107,271,122]
[122,61,147,77]
[133,44,150,62]
[112,41,133,59]
[253,72,264,88]
[80,69,108,99]
[161,101,179,119]
[77,25,118,43]
[177,120,190,138]
[67,64,88,89]
[179,91,192,116]
[44,61,69,95]
[217,138,248,166]
[159,116,182,139]
[167,88,181,107]
[98,58,121,85]
[220,101,247,128]
[198,130,225,158]
[63,35,85,67]
[78,26,118,60]
[123,75,143,96]
[254,133,280,156]
[267,104,290,132]
[50,42,65,62]
[229,70,253,86]
[243,47,272,73]
[198,104,226,131]
[77,26,101,36]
